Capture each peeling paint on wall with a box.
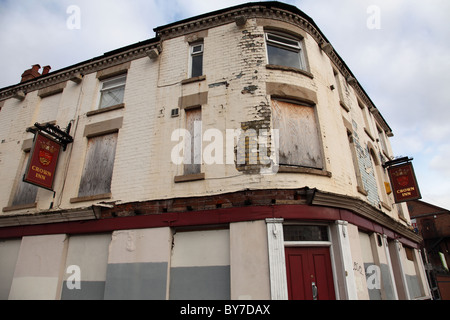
[353,134,380,207]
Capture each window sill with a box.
[174,173,205,183]
[70,193,112,204]
[340,100,350,112]
[364,127,375,142]
[381,200,392,211]
[266,64,314,79]
[381,149,391,160]
[357,186,369,196]
[2,202,37,212]
[398,213,408,223]
[278,165,331,177]
[87,103,125,117]
[181,75,206,85]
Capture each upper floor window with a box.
[99,74,126,109]
[271,99,323,169]
[265,32,305,70]
[377,126,389,156]
[77,133,118,198]
[11,151,38,207]
[184,107,202,175]
[190,43,203,78]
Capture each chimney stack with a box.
[42,65,51,75]
[20,64,51,82]
[21,64,41,82]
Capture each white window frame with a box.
[189,43,204,78]
[98,74,127,109]
[265,32,305,70]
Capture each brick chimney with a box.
[21,64,41,82]
[42,65,51,75]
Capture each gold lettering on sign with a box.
[32,165,52,178]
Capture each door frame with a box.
[283,222,339,300]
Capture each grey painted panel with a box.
[406,274,422,299]
[61,281,105,300]
[380,263,395,300]
[170,266,230,300]
[104,262,167,300]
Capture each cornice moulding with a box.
[311,190,422,243]
[0,207,97,228]
[0,41,160,101]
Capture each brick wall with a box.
[0,13,405,225]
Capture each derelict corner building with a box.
[0,1,431,300]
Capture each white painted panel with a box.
[359,231,374,263]
[9,277,59,300]
[64,233,111,282]
[171,229,230,267]
[230,221,271,300]
[12,234,67,278]
[108,228,172,264]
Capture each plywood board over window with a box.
[78,133,118,198]
[184,107,202,175]
[11,152,38,207]
[271,99,323,169]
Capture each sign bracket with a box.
[27,122,74,151]
[382,156,413,169]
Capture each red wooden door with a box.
[285,247,335,300]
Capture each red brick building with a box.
[408,200,450,299]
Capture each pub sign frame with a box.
[23,132,62,191]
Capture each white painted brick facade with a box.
[0,8,409,225]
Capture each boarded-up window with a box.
[377,126,389,155]
[347,130,366,193]
[11,152,38,206]
[405,246,415,261]
[184,108,202,175]
[360,102,375,137]
[78,133,118,197]
[271,99,323,169]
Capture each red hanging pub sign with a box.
[387,161,421,203]
[23,132,61,191]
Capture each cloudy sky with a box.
[1,0,449,209]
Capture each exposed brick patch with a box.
[99,188,310,219]
[235,119,272,174]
